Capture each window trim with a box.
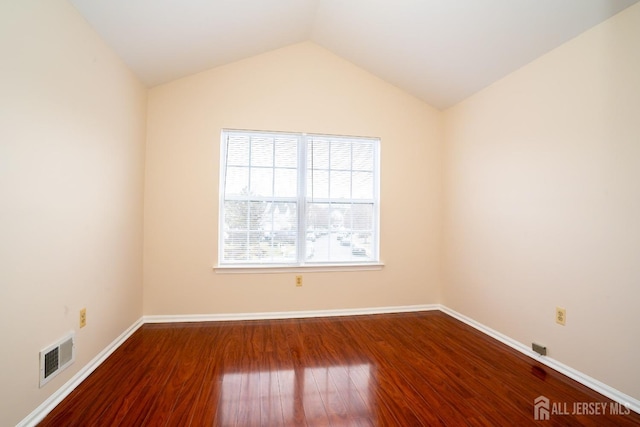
[217,129,381,268]
[213,262,385,274]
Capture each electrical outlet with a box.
[555,307,566,326]
[295,275,303,287]
[79,308,87,328]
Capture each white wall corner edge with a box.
[17,317,145,427]
[438,305,640,415]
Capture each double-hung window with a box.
[218,129,380,267]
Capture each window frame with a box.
[216,129,382,270]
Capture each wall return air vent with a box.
[39,332,75,388]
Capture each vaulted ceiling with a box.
[69,0,639,109]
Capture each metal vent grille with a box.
[40,332,75,387]
[43,347,59,379]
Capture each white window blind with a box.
[219,130,379,266]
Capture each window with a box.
[218,129,380,267]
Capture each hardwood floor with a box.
[39,311,640,426]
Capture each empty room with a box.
[2,0,639,425]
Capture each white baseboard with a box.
[19,304,639,425]
[439,305,640,415]
[143,304,439,323]
[18,317,144,427]
[19,305,433,426]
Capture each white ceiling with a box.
[69,0,639,110]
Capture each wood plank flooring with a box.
[39,311,640,426]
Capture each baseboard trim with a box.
[18,317,144,427]
[439,305,640,415]
[143,304,439,323]
[19,304,639,425]
[19,305,434,426]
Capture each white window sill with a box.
[214,262,384,274]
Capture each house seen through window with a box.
[219,129,380,266]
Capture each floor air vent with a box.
[39,332,75,387]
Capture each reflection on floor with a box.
[220,364,372,425]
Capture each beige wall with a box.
[6,2,639,423]
[443,3,640,400]
[0,1,146,425]
[143,42,443,315]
